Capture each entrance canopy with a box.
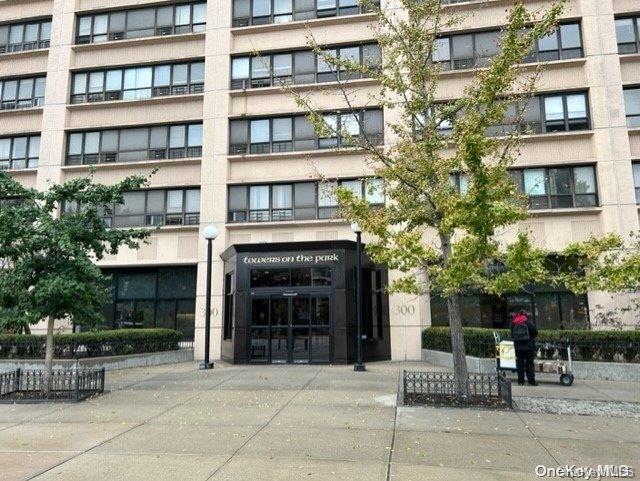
[220,241,391,365]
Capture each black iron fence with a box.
[403,370,513,408]
[0,368,105,402]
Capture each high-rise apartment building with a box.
[1,0,638,364]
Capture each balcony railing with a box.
[0,97,44,111]
[66,146,202,166]
[0,40,50,54]
[70,83,204,105]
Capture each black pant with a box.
[515,350,535,383]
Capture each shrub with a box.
[422,327,640,363]
[0,329,183,359]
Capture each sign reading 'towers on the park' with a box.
[242,253,340,265]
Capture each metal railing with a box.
[0,97,44,110]
[0,368,105,402]
[424,333,640,364]
[403,370,512,408]
[0,337,185,360]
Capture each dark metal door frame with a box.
[248,289,331,364]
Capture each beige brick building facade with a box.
[1,0,638,363]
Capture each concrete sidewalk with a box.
[0,362,638,481]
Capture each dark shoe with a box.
[528,381,539,386]
[517,381,525,386]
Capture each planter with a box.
[0,347,193,373]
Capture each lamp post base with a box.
[353,363,366,372]
[198,362,214,370]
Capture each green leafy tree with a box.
[0,171,151,393]
[290,0,611,398]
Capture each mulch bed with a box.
[0,390,102,404]
[404,392,511,410]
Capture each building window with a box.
[64,187,201,227]
[75,2,206,44]
[229,109,383,154]
[430,289,590,330]
[230,44,380,89]
[433,23,583,71]
[451,165,598,209]
[70,61,204,104]
[435,91,589,137]
[66,123,202,165]
[232,0,377,27]
[228,178,384,223]
[250,267,332,288]
[0,76,45,110]
[223,273,235,340]
[0,19,51,54]
[0,135,40,170]
[633,162,640,204]
[101,266,197,341]
[624,87,640,128]
[542,92,589,131]
[510,165,598,209]
[616,17,640,54]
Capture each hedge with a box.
[422,327,640,363]
[0,328,183,359]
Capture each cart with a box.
[493,332,574,386]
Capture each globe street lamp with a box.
[199,225,219,370]
[351,222,366,372]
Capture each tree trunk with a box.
[43,316,55,396]
[446,294,469,399]
[439,233,469,400]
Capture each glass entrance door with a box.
[249,294,330,363]
[291,296,310,363]
[270,296,289,363]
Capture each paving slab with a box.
[511,382,612,401]
[217,373,319,391]
[185,388,296,407]
[0,422,131,453]
[0,404,62,423]
[270,404,396,430]
[239,425,393,462]
[92,423,259,456]
[0,422,18,433]
[307,378,399,392]
[37,402,169,424]
[0,451,74,481]
[540,437,640,466]
[291,389,398,407]
[209,455,387,481]
[125,379,231,391]
[149,403,282,427]
[396,406,529,437]
[90,388,200,406]
[392,430,556,472]
[389,463,542,481]
[518,412,640,442]
[31,453,229,481]
[582,380,640,403]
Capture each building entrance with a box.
[250,293,330,364]
[220,241,391,365]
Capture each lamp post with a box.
[199,225,219,370]
[351,223,366,372]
